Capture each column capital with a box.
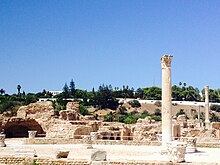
[161,55,173,68]
[204,85,209,90]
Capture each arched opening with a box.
[5,125,29,138]
[3,118,45,138]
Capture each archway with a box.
[3,118,45,138]
[5,125,29,138]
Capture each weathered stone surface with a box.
[133,123,161,141]
[91,150,107,161]
[28,131,37,139]
[59,110,79,120]
[172,124,181,139]
[167,141,187,163]
[17,101,55,119]
[212,122,220,130]
[179,137,197,153]
[83,135,93,149]
[66,102,80,112]
[56,150,69,159]
[161,55,173,149]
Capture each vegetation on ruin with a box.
[103,106,161,124]
[1,81,220,123]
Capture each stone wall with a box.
[25,138,161,146]
[0,157,218,165]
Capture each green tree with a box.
[79,105,90,116]
[94,85,118,109]
[128,100,141,108]
[143,86,161,100]
[0,89,5,95]
[17,85,21,96]
[135,88,144,99]
[63,83,69,98]
[69,79,76,98]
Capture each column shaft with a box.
[205,85,210,129]
[161,55,173,148]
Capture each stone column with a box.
[90,132,98,141]
[161,55,173,150]
[205,85,210,129]
[0,134,6,147]
[28,131,37,139]
[82,135,93,149]
[198,105,201,123]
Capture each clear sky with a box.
[1,0,220,94]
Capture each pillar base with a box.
[0,134,6,147]
[167,141,187,163]
[205,121,211,130]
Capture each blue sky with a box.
[1,0,220,94]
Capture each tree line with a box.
[1,81,220,115]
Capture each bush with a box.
[118,106,127,114]
[141,110,149,114]
[79,105,90,116]
[210,104,220,112]
[139,113,151,119]
[154,101,161,107]
[151,116,161,121]
[128,100,141,108]
[114,114,127,123]
[154,109,161,116]
[124,116,136,124]
[176,109,186,117]
[210,113,220,122]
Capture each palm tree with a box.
[17,85,21,96]
[0,89,5,95]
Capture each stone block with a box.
[56,150,70,159]
[91,150,107,161]
[0,134,6,147]
[167,141,187,163]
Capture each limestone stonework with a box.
[28,131,37,139]
[161,55,173,149]
[66,102,80,112]
[0,134,6,147]
[82,135,93,149]
[205,85,210,129]
[167,141,187,163]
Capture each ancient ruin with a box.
[0,56,220,164]
[205,85,211,129]
[161,55,173,150]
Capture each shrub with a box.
[176,109,185,117]
[210,104,220,112]
[210,113,220,122]
[151,116,161,121]
[154,109,161,116]
[154,101,161,107]
[118,106,127,114]
[114,114,127,123]
[79,105,90,116]
[139,113,151,119]
[142,110,149,114]
[124,116,136,124]
[128,100,141,108]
